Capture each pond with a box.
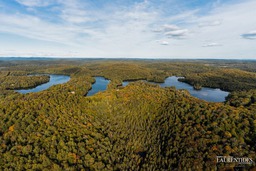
[16,74,70,94]
[86,77,110,96]
[123,76,229,102]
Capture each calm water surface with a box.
[16,75,70,94]
[15,74,228,102]
[86,77,110,96]
[122,76,229,102]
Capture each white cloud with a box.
[160,41,169,45]
[198,20,222,27]
[152,29,162,32]
[1,0,256,58]
[165,29,188,37]
[181,0,256,58]
[59,0,94,24]
[163,24,180,31]
[153,24,189,39]
[241,30,256,39]
[0,13,98,47]
[202,43,222,47]
[61,11,92,24]
[162,9,199,23]
[15,0,54,7]
[0,0,159,56]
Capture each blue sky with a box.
[0,0,255,58]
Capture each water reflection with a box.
[123,76,229,102]
[86,77,110,96]
[16,75,70,94]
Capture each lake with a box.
[123,76,229,102]
[160,76,229,102]
[86,77,110,96]
[19,75,229,102]
[16,74,70,94]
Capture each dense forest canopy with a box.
[0,58,256,170]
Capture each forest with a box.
[0,58,256,170]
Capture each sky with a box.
[0,0,255,59]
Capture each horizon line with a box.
[0,56,256,60]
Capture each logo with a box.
[217,156,254,165]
